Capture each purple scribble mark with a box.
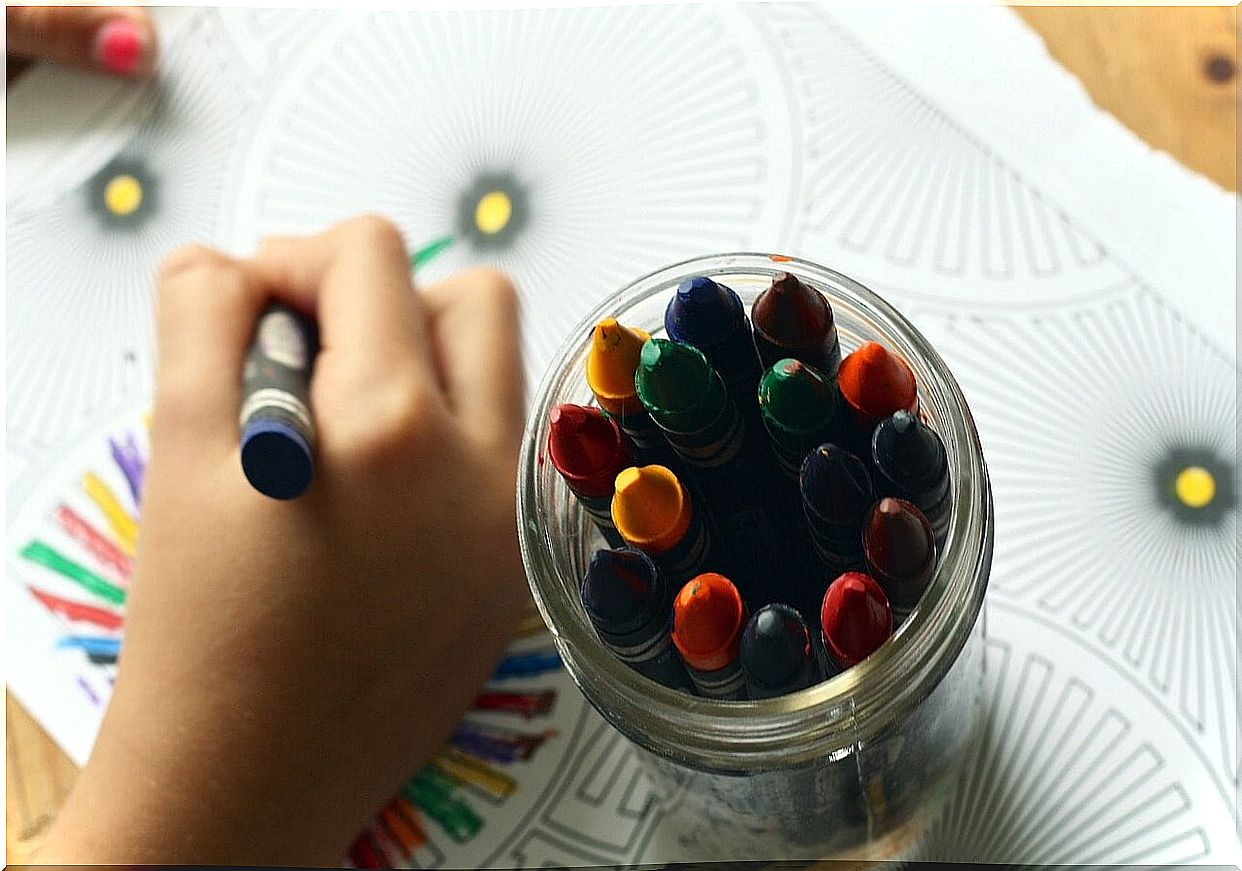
[77,675,101,706]
[109,431,146,510]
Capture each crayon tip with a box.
[759,359,837,433]
[820,571,893,668]
[873,410,946,487]
[672,572,746,672]
[547,404,628,497]
[752,273,832,348]
[740,603,811,690]
[838,342,918,420]
[664,276,745,345]
[634,338,714,413]
[864,498,936,610]
[240,419,313,500]
[581,547,662,629]
[586,319,651,413]
[611,465,692,554]
[800,444,874,523]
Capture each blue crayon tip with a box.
[241,419,313,500]
[582,547,661,631]
[741,604,810,690]
[665,276,745,346]
[800,444,874,522]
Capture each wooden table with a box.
[6,6,1238,862]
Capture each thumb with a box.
[6,6,156,77]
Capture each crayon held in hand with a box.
[610,465,712,590]
[240,303,318,500]
[758,358,841,479]
[585,318,671,464]
[863,497,937,620]
[664,276,764,420]
[800,444,874,577]
[819,571,893,671]
[672,572,748,700]
[871,410,951,544]
[581,547,692,691]
[751,272,841,377]
[740,603,821,699]
[547,403,630,548]
[836,341,918,451]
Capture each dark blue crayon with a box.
[492,650,563,680]
[800,444,875,593]
[240,303,318,500]
[580,547,693,691]
[871,410,951,545]
[664,276,764,423]
[740,603,823,699]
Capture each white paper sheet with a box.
[5,4,1237,864]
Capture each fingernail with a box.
[94,19,148,77]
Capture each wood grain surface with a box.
[5,5,1237,863]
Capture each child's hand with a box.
[7,6,156,79]
[35,216,529,864]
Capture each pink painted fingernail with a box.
[94,19,147,76]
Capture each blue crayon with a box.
[580,547,693,692]
[492,650,563,679]
[871,410,952,546]
[664,276,764,423]
[800,444,875,582]
[740,603,823,699]
[240,303,318,500]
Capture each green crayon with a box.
[758,359,840,479]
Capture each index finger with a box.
[251,215,438,388]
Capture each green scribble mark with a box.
[410,235,454,270]
[402,766,482,843]
[21,540,126,606]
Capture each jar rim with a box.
[518,253,993,771]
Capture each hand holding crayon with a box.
[37,217,529,863]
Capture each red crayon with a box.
[547,403,631,547]
[672,572,747,699]
[836,342,918,449]
[819,571,893,670]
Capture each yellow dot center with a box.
[104,175,143,217]
[1175,466,1216,509]
[475,190,512,236]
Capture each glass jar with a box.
[517,253,993,861]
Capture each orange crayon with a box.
[671,572,747,699]
[837,342,918,450]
